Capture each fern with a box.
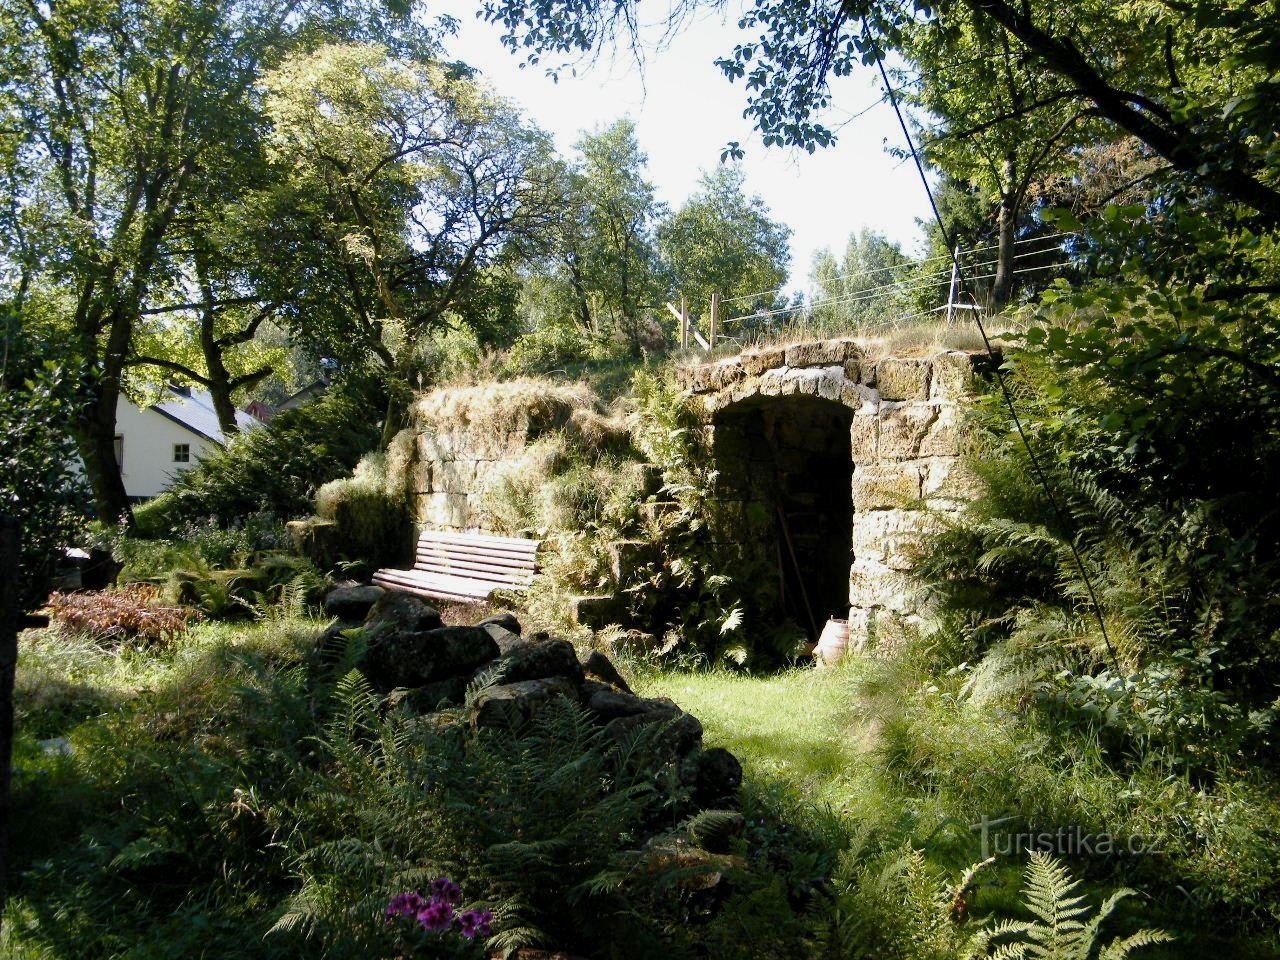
[974,852,1172,959]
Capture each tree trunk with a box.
[75,385,134,527]
[0,514,20,936]
[380,387,407,449]
[992,187,1016,308]
[201,319,241,438]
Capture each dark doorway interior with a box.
[712,395,854,640]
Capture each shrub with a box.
[0,314,89,610]
[137,374,385,535]
[312,451,413,572]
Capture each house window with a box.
[113,435,124,470]
[173,443,191,463]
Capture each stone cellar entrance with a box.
[710,395,854,640]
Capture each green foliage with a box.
[806,229,929,334]
[7,617,822,959]
[0,314,89,610]
[624,370,797,666]
[658,165,792,329]
[973,852,1171,959]
[141,377,385,533]
[313,450,413,572]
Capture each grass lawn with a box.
[632,661,873,813]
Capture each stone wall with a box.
[679,340,984,650]
[408,381,588,532]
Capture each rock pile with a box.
[321,587,744,810]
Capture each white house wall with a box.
[113,398,218,499]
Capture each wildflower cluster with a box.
[385,877,493,941]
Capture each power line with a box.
[863,20,1120,674]
[717,230,1076,309]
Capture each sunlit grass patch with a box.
[631,660,876,813]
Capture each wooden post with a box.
[679,295,689,350]
[709,292,720,349]
[945,244,961,324]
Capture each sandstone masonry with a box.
[679,341,984,651]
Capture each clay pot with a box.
[816,618,850,666]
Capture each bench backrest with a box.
[412,530,541,590]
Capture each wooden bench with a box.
[372,530,541,604]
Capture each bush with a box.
[137,375,385,535]
[311,449,412,573]
[0,314,89,610]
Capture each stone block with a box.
[921,456,980,500]
[785,338,848,367]
[846,605,876,653]
[850,412,879,462]
[878,402,940,461]
[853,508,941,572]
[848,558,916,612]
[433,458,478,493]
[760,369,785,396]
[710,359,745,391]
[841,381,878,413]
[741,346,786,377]
[794,369,821,395]
[816,365,848,401]
[607,539,657,586]
[875,357,931,401]
[413,459,433,495]
[417,491,471,529]
[852,462,922,511]
[780,372,801,395]
[471,677,581,730]
[692,365,719,393]
[570,594,624,629]
[690,393,719,421]
[930,350,982,400]
[417,431,445,462]
[729,378,758,405]
[919,403,965,457]
[843,358,862,383]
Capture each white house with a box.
[114,386,262,499]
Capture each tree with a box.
[808,229,920,330]
[261,43,559,442]
[899,10,1096,305]
[0,0,441,523]
[0,313,86,930]
[657,165,791,332]
[480,0,1280,227]
[572,119,667,355]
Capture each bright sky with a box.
[435,3,934,296]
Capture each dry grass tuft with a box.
[414,378,597,437]
[676,318,1022,368]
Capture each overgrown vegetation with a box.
[135,376,385,538]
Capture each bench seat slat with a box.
[373,569,497,601]
[417,547,537,570]
[419,531,541,551]
[412,560,535,582]
[372,529,542,605]
[416,545,537,568]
